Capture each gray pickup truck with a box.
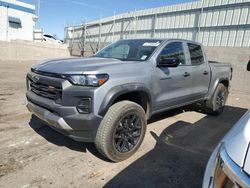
[26,39,232,162]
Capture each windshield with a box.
[94,39,163,61]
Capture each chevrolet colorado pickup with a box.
[26,39,232,162]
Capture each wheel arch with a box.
[205,77,230,109]
[98,84,152,119]
[207,78,230,100]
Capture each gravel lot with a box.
[0,60,249,188]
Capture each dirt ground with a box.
[0,60,249,188]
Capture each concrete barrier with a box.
[204,47,250,94]
[0,40,70,61]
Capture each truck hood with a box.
[32,57,128,74]
[224,111,250,174]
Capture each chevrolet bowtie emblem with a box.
[32,75,40,83]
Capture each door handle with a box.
[203,71,209,75]
[183,72,191,77]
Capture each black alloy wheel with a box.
[215,90,225,111]
[114,114,142,153]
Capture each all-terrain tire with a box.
[95,101,147,162]
[204,83,228,115]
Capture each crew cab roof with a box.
[119,38,202,46]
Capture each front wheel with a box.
[204,83,228,115]
[95,101,147,162]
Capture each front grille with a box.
[29,79,62,100]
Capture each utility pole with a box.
[83,17,87,56]
[98,14,102,51]
[112,11,116,42]
[134,9,137,38]
[37,0,40,27]
[6,5,9,41]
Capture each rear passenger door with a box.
[187,43,210,100]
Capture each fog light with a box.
[77,98,91,114]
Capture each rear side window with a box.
[159,42,186,65]
[188,43,204,65]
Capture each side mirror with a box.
[247,60,250,71]
[157,57,180,67]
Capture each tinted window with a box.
[188,43,204,65]
[95,39,162,61]
[159,42,186,65]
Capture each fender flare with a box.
[206,77,229,102]
[98,83,152,117]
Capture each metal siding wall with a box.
[247,9,250,24]
[214,30,223,46]
[232,7,241,24]
[221,30,230,46]
[208,30,216,46]
[240,7,248,24]
[222,0,229,5]
[235,29,244,46]
[68,0,250,49]
[228,30,236,46]
[218,10,227,25]
[215,0,223,6]
[212,11,219,26]
[243,30,250,47]
[225,8,234,25]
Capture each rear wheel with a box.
[204,83,228,115]
[95,101,147,162]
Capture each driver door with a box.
[152,41,192,112]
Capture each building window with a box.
[8,17,22,28]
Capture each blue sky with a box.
[21,0,195,39]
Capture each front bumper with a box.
[27,101,73,131]
[218,148,250,187]
[202,144,250,188]
[26,71,103,142]
[26,91,102,142]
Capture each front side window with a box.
[188,43,204,65]
[95,39,162,61]
[158,42,186,65]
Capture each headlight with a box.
[213,144,244,188]
[214,161,234,188]
[67,74,109,87]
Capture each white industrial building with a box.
[66,0,250,55]
[0,0,36,41]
